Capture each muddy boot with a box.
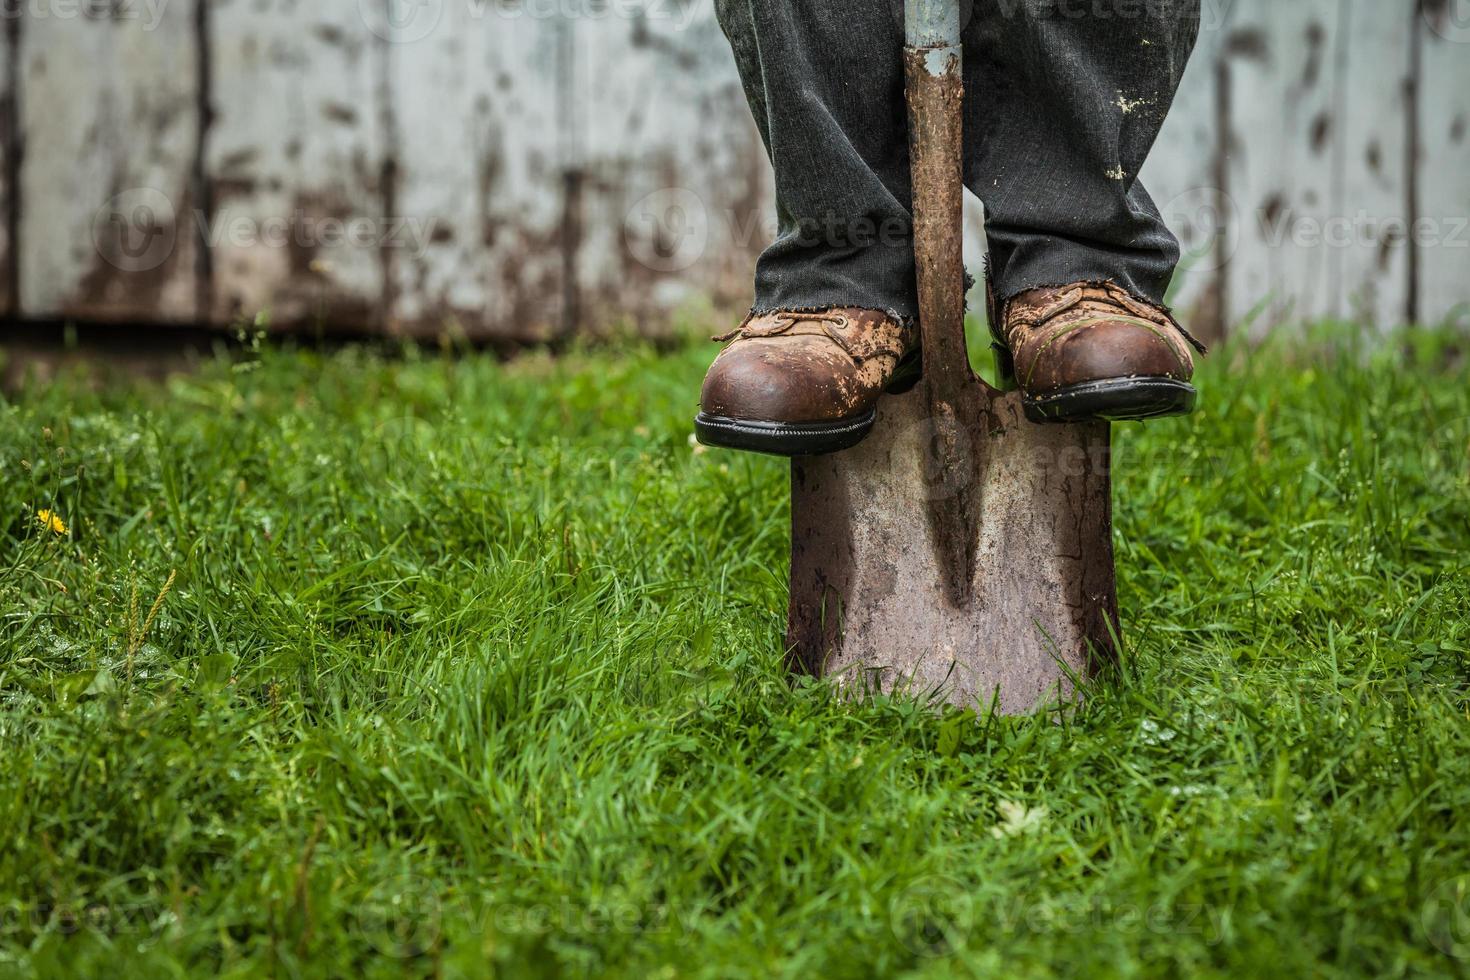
[998,281,1207,424]
[695,308,920,456]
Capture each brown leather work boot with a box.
[997,281,1207,424]
[695,308,919,456]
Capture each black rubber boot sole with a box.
[1023,377,1197,424]
[694,411,877,457]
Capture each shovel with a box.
[786,0,1119,715]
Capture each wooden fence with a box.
[1,0,1467,342]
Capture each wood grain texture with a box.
[0,14,15,316]
[1416,0,1470,327]
[1220,0,1343,335]
[1214,0,1418,334]
[573,8,769,334]
[1334,0,1413,330]
[206,0,389,331]
[19,0,200,323]
[1142,4,1231,340]
[4,0,1467,336]
[386,5,569,340]
[385,3,768,341]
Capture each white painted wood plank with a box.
[386,4,568,339]
[1143,5,1231,339]
[573,8,771,332]
[1416,4,1470,328]
[206,0,388,330]
[20,2,199,322]
[9,0,1457,339]
[1327,0,1412,331]
[0,22,14,316]
[1215,0,1417,335]
[1219,0,1343,336]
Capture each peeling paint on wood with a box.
[383,3,768,341]
[1334,0,1412,331]
[387,6,568,340]
[574,10,769,332]
[1223,0,1344,334]
[0,14,16,316]
[206,0,389,332]
[20,1,200,323]
[3,0,1467,337]
[1417,1,1470,327]
[1142,7,1230,340]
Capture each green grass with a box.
[1,324,1468,978]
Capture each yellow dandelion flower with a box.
[36,509,68,535]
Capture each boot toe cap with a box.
[1025,319,1191,391]
[700,343,862,424]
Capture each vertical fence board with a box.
[1219,0,1343,335]
[1417,3,1470,327]
[387,4,567,340]
[1144,3,1231,339]
[1330,0,1412,330]
[4,0,1466,338]
[205,0,388,332]
[20,2,199,322]
[0,15,15,316]
[574,6,769,333]
[1220,0,1417,334]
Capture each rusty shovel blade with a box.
[785,0,1119,715]
[787,389,1118,715]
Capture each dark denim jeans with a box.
[715,0,1201,324]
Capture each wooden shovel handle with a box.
[903,2,994,605]
[904,0,989,403]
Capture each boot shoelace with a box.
[1013,282,1207,354]
[711,310,916,364]
[713,310,852,343]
